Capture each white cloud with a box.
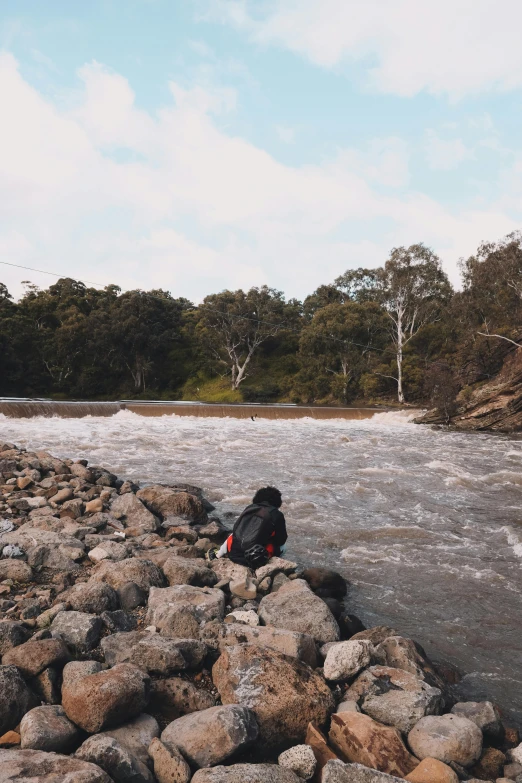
[424,130,474,171]
[276,125,295,144]
[203,0,522,98]
[0,51,520,303]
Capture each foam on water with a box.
[1,409,522,723]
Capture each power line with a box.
[0,261,106,289]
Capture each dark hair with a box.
[252,486,282,508]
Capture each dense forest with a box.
[2,232,522,414]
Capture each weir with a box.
[0,399,393,420]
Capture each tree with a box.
[197,286,288,389]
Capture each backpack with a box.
[232,503,275,569]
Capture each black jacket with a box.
[228,501,287,566]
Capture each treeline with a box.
[2,232,522,409]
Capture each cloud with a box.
[424,130,474,171]
[0,51,520,304]
[276,125,295,144]
[202,0,522,98]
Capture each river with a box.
[1,410,521,725]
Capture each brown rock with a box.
[305,722,339,783]
[405,757,458,783]
[192,764,301,783]
[85,497,104,513]
[258,580,340,644]
[137,486,207,523]
[328,712,418,778]
[163,556,217,587]
[62,662,151,733]
[350,627,399,645]
[149,677,216,720]
[0,748,112,782]
[219,623,317,668]
[149,737,191,783]
[111,492,159,537]
[469,746,506,780]
[212,643,335,748]
[0,731,20,748]
[98,712,160,766]
[2,638,69,678]
[91,557,166,591]
[0,560,33,582]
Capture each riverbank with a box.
[0,443,521,782]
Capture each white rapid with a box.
[1,410,521,723]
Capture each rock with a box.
[305,723,339,781]
[469,747,506,780]
[278,745,317,780]
[0,748,113,782]
[62,662,151,733]
[350,627,399,646]
[0,731,20,748]
[451,701,504,742]
[20,705,79,753]
[322,759,405,783]
[146,585,226,631]
[255,558,298,581]
[0,559,32,582]
[149,737,191,783]
[163,525,199,544]
[219,623,317,668]
[29,666,61,704]
[405,757,459,782]
[118,581,148,611]
[0,621,31,654]
[225,610,260,627]
[504,761,522,778]
[163,556,218,587]
[101,630,206,671]
[129,636,188,675]
[191,764,301,783]
[89,541,129,563]
[0,665,38,735]
[211,559,252,584]
[346,666,443,734]
[67,581,119,614]
[230,576,257,600]
[212,643,335,748]
[85,497,104,513]
[36,603,68,629]
[323,640,373,681]
[329,712,418,778]
[62,659,103,687]
[336,701,361,714]
[136,486,207,523]
[509,744,522,764]
[151,675,215,721]
[271,572,291,592]
[76,735,154,783]
[102,609,137,633]
[373,636,443,689]
[2,638,69,678]
[301,568,347,599]
[111,492,159,537]
[100,713,160,767]
[408,714,483,767]
[51,610,103,651]
[258,580,340,644]
[161,704,259,768]
[91,557,166,592]
[197,520,229,544]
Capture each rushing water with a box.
[1,410,521,724]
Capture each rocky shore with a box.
[0,443,521,783]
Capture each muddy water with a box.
[1,410,521,724]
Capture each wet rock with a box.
[191,764,301,783]
[149,677,217,721]
[147,584,226,631]
[20,705,79,753]
[67,581,119,614]
[111,492,159,537]
[322,759,405,783]
[278,745,317,780]
[0,748,113,782]
[2,638,69,678]
[451,701,504,742]
[408,714,483,767]
[29,666,61,704]
[212,643,335,748]
[163,555,218,587]
[51,610,103,652]
[323,640,373,681]
[75,735,155,783]
[0,559,32,582]
[258,580,340,644]
[469,746,506,780]
[118,581,148,610]
[62,659,103,687]
[302,568,348,599]
[329,712,418,778]
[350,627,399,646]
[100,713,159,767]
[62,662,151,733]
[219,623,317,668]
[0,621,31,654]
[149,737,192,783]
[0,665,38,735]
[161,704,259,768]
[136,486,208,523]
[91,557,166,592]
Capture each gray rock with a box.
[149,677,216,721]
[149,737,191,783]
[278,745,317,780]
[451,701,503,741]
[0,621,31,654]
[51,610,103,651]
[67,581,119,614]
[163,556,218,587]
[0,748,113,782]
[336,700,361,713]
[258,580,340,644]
[0,559,32,582]
[2,638,70,678]
[408,714,483,767]
[146,584,226,630]
[111,492,159,537]
[323,640,373,681]
[118,581,148,610]
[101,609,137,632]
[100,713,160,767]
[0,665,38,735]
[62,659,103,687]
[20,705,79,752]
[256,558,298,581]
[211,559,252,584]
[192,764,301,783]
[219,623,317,668]
[76,735,155,783]
[130,635,188,675]
[91,557,166,592]
[161,704,259,768]
[29,666,61,704]
[322,759,402,783]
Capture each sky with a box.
[1,0,522,302]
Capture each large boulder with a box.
[98,712,159,766]
[346,666,443,733]
[75,735,154,783]
[322,759,405,783]
[137,486,208,523]
[211,559,252,584]
[146,585,225,631]
[101,630,206,671]
[408,714,483,767]
[191,765,301,783]
[329,712,418,778]
[161,704,259,768]
[450,701,503,742]
[163,556,218,588]
[258,580,340,644]
[149,677,216,720]
[2,638,69,678]
[62,660,103,687]
[373,636,444,690]
[51,611,103,652]
[66,581,119,614]
[62,663,151,733]
[219,623,317,668]
[0,665,38,735]
[0,748,112,783]
[20,705,79,753]
[301,568,348,599]
[111,492,159,537]
[323,640,373,681]
[91,557,166,592]
[212,643,335,748]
